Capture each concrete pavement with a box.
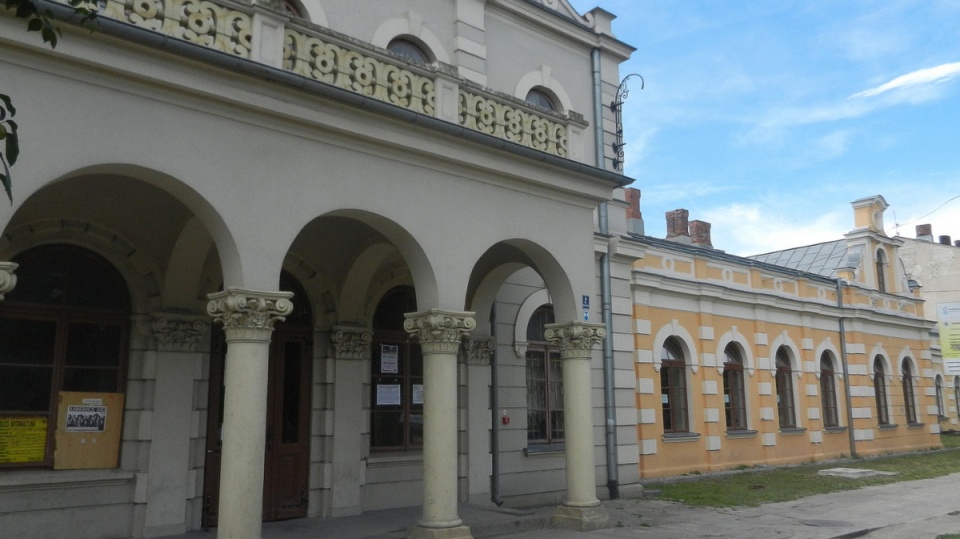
[157,471,960,539]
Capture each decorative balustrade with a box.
[56,0,572,157]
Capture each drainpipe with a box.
[592,47,619,500]
[836,279,857,458]
[490,302,503,506]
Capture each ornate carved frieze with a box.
[207,288,294,341]
[465,336,494,366]
[544,321,605,359]
[151,313,209,352]
[403,309,476,354]
[459,90,568,157]
[331,325,372,360]
[0,262,17,300]
[79,0,254,57]
[283,30,436,115]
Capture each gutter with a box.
[836,279,858,458]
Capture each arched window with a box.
[875,248,887,293]
[526,305,562,444]
[370,286,422,451]
[0,245,130,468]
[935,375,945,418]
[874,357,890,425]
[524,87,557,111]
[722,343,747,431]
[661,337,688,433]
[282,0,303,17]
[387,37,430,64]
[775,348,796,428]
[902,359,917,424]
[820,353,839,428]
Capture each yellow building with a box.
[626,194,938,477]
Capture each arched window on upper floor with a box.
[524,87,558,112]
[876,248,888,293]
[874,356,890,425]
[775,347,796,429]
[387,37,431,64]
[820,352,840,428]
[525,305,562,445]
[902,358,917,424]
[283,0,304,18]
[661,337,688,433]
[722,343,747,431]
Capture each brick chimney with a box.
[624,188,644,235]
[666,209,690,243]
[690,220,712,248]
[916,224,933,242]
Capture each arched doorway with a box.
[202,272,313,525]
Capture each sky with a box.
[568,0,960,256]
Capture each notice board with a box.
[54,392,124,470]
[0,416,47,464]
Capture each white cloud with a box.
[851,62,960,98]
[701,203,848,256]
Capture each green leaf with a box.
[27,17,43,32]
[0,155,12,204]
[4,120,19,166]
[0,94,14,117]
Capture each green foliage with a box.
[2,0,99,203]
[654,435,960,508]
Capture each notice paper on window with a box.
[376,384,402,406]
[381,344,399,374]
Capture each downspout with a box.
[592,47,619,500]
[836,279,857,458]
[490,302,503,506]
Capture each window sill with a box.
[367,452,422,467]
[878,423,898,430]
[525,443,565,456]
[906,422,924,428]
[725,429,758,439]
[662,432,700,443]
[0,468,133,492]
[824,426,848,433]
[779,427,807,435]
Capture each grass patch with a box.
[653,434,960,507]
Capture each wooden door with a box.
[201,326,312,526]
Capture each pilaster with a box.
[544,321,609,532]
[207,288,293,539]
[330,325,372,516]
[464,336,494,503]
[404,310,475,539]
[141,313,209,538]
[0,261,17,299]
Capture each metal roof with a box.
[748,240,849,278]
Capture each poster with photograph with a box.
[381,344,399,374]
[65,405,107,432]
[376,384,402,406]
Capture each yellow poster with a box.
[0,417,48,464]
[939,302,960,375]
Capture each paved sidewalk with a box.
[158,472,960,539]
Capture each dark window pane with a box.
[370,410,404,448]
[0,318,56,366]
[63,367,119,392]
[65,323,122,367]
[0,366,53,411]
[9,246,127,309]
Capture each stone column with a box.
[143,314,208,538]
[330,325,372,516]
[0,261,17,299]
[207,288,293,539]
[544,321,608,531]
[404,310,475,539]
[464,337,494,504]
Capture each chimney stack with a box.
[940,235,952,245]
[690,220,712,248]
[665,209,690,243]
[916,224,933,242]
[624,188,644,235]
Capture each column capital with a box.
[465,336,494,366]
[404,309,476,354]
[207,288,293,342]
[149,313,210,352]
[0,261,18,300]
[332,325,373,360]
[544,321,606,360]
